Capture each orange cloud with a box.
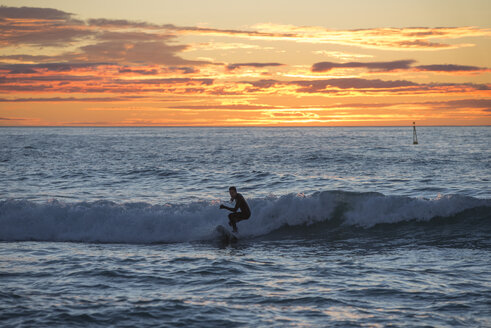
[251,24,490,50]
[161,23,489,50]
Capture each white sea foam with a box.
[0,191,489,243]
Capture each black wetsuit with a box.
[226,193,250,231]
[231,193,251,218]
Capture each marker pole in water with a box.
[413,122,418,145]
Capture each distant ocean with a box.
[1,127,490,327]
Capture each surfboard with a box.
[215,225,238,243]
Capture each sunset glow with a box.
[0,0,490,126]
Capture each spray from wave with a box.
[1,191,489,243]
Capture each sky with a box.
[0,0,490,126]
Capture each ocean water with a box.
[0,126,490,327]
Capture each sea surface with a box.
[0,126,490,327]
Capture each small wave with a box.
[0,191,489,243]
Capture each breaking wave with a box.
[1,191,489,243]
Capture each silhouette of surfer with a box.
[219,186,250,233]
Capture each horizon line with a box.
[1,125,489,128]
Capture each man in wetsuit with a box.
[219,186,251,233]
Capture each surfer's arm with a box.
[220,195,242,212]
[219,204,236,212]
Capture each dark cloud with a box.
[246,78,417,91]
[0,25,93,47]
[0,5,72,20]
[311,60,415,72]
[1,75,99,83]
[1,42,205,67]
[0,84,52,92]
[1,62,113,74]
[0,6,90,47]
[227,62,284,70]
[415,64,488,72]
[113,78,213,85]
[87,18,156,28]
[168,66,199,74]
[246,79,279,88]
[0,96,139,102]
[76,41,205,65]
[117,66,199,75]
[118,67,159,75]
[312,60,489,74]
[294,78,417,93]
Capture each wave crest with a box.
[1,191,489,243]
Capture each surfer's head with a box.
[229,186,237,200]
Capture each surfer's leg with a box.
[233,213,249,227]
[231,221,238,233]
[228,213,236,230]
[228,213,233,226]
[228,213,239,232]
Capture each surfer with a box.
[219,186,250,233]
